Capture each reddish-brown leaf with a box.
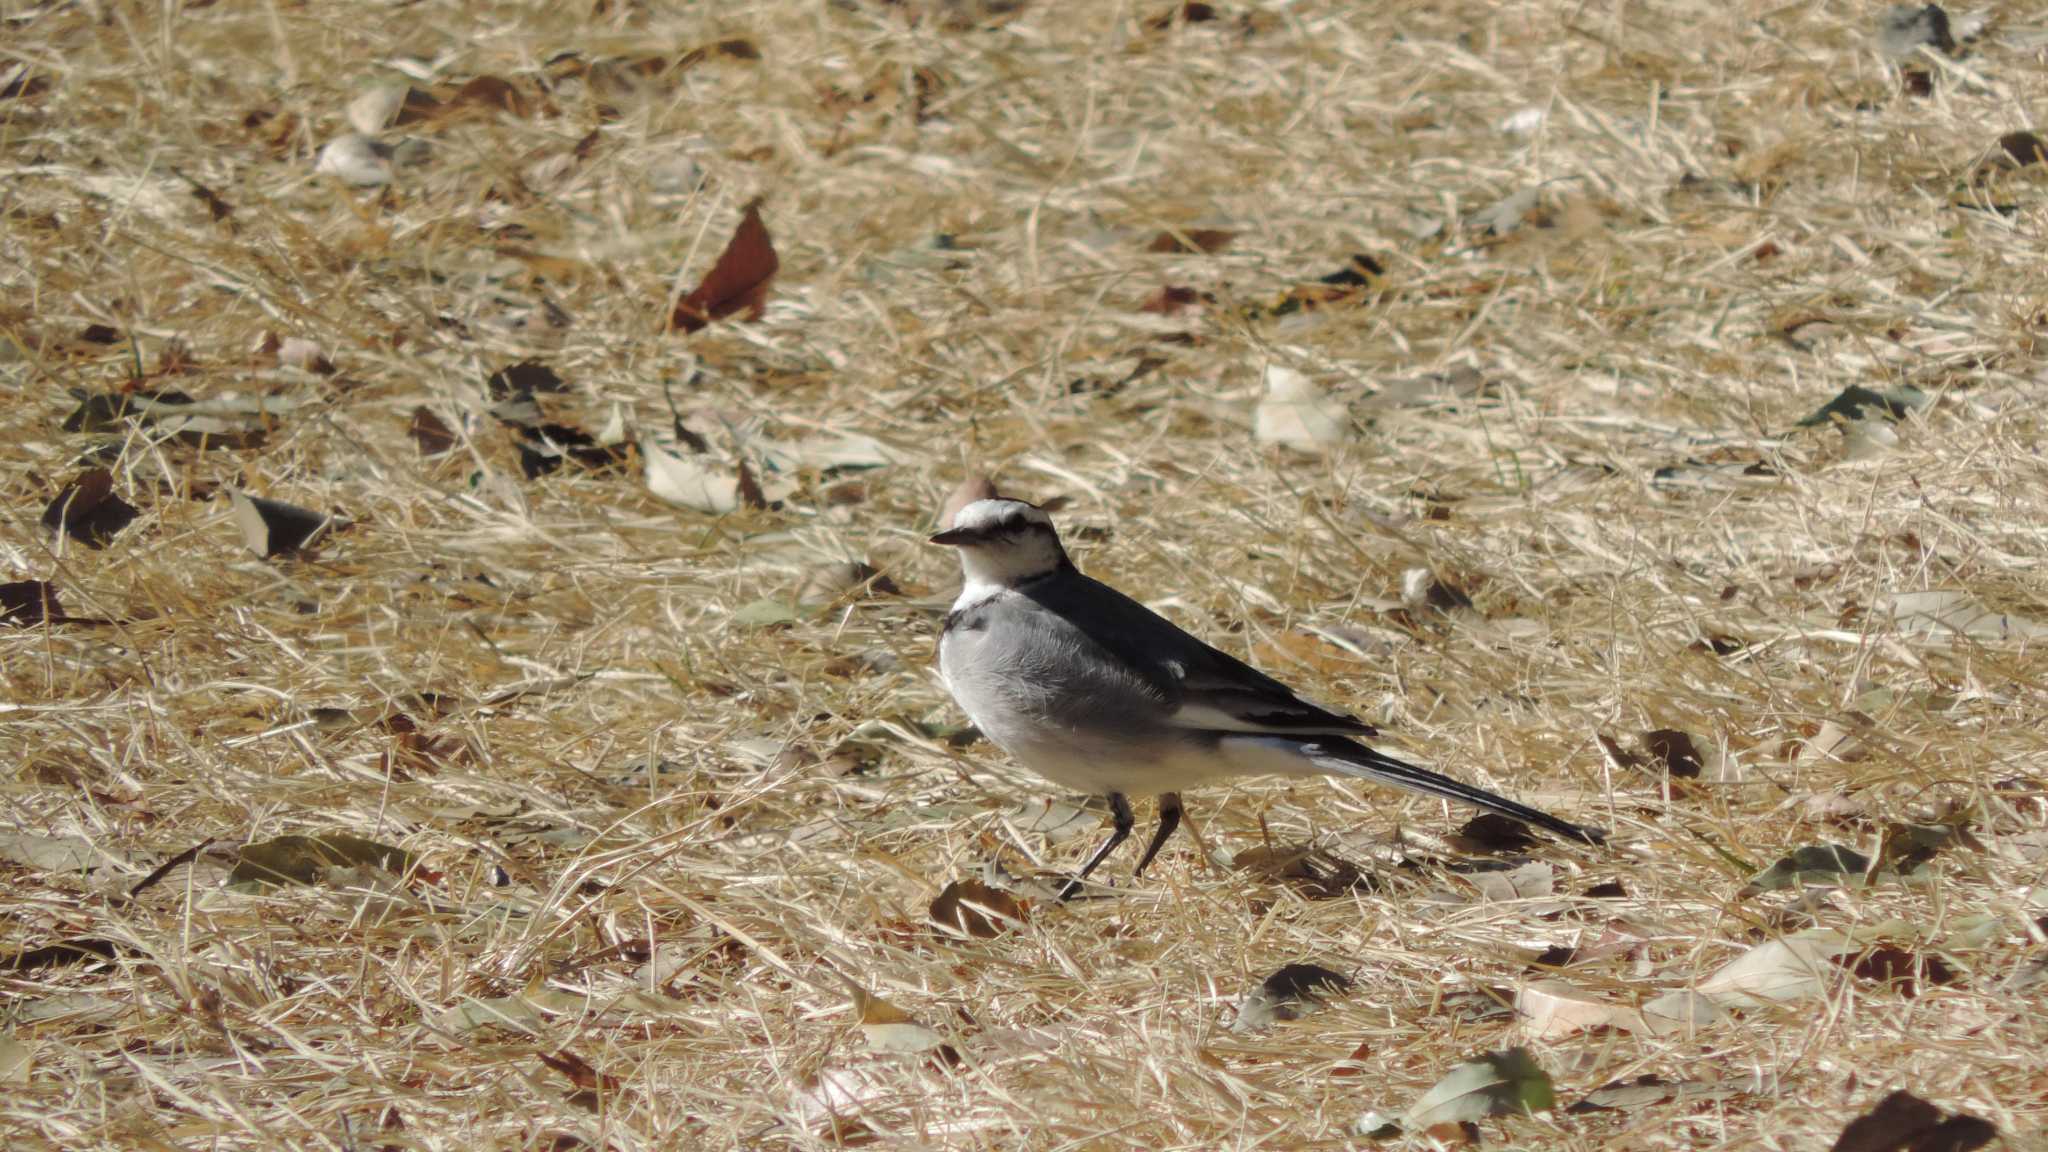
[1139,285,1204,314]
[409,407,457,456]
[453,75,528,117]
[670,198,779,333]
[1146,227,1235,254]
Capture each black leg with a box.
[1132,792,1183,878]
[1059,793,1134,901]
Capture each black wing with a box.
[1017,566,1377,737]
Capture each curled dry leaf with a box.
[641,437,751,514]
[1739,844,1872,897]
[670,198,779,333]
[1253,364,1346,450]
[42,469,139,549]
[928,878,1027,939]
[838,976,949,1055]
[1232,962,1352,1033]
[1832,1089,1995,1152]
[1641,728,1703,778]
[230,489,336,557]
[1515,980,1645,1039]
[1698,929,1854,1008]
[315,134,395,186]
[1879,590,2048,641]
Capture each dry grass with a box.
[6,0,2048,1147]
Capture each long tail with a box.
[1224,734,1605,844]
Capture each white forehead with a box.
[950,498,1054,532]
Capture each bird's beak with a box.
[928,527,976,546]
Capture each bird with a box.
[931,496,1603,898]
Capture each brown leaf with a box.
[679,39,762,68]
[0,938,126,972]
[1145,227,1235,254]
[409,406,457,456]
[1,581,61,626]
[1449,813,1538,854]
[670,198,779,332]
[42,469,140,548]
[928,878,1027,939]
[452,75,529,117]
[1998,130,2047,167]
[1840,946,1957,998]
[1232,842,1378,898]
[1,62,52,101]
[1833,1090,1995,1152]
[1641,729,1703,778]
[538,1049,623,1105]
[1146,2,1220,30]
[1139,285,1204,314]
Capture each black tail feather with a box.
[1303,737,1605,845]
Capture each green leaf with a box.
[1407,1047,1555,1129]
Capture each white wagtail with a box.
[932,497,1603,897]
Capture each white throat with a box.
[951,538,1067,606]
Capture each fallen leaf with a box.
[1641,729,1703,778]
[1879,590,2048,641]
[1569,1072,1766,1113]
[0,938,126,972]
[451,75,528,117]
[1740,844,1872,897]
[42,469,140,549]
[642,437,748,514]
[1232,962,1352,1033]
[1841,945,1957,997]
[1515,980,1645,1039]
[670,198,779,332]
[1145,227,1235,254]
[1456,860,1554,902]
[1406,1048,1555,1129]
[410,407,457,455]
[537,1049,622,1110]
[0,833,105,872]
[1254,364,1346,450]
[229,833,423,887]
[1229,842,1377,898]
[488,360,568,398]
[1146,2,1220,30]
[838,977,949,1055]
[1,62,52,101]
[230,489,337,557]
[1698,930,1853,1008]
[1360,365,1492,412]
[1639,989,1722,1035]
[1,581,62,626]
[1833,1090,1995,1152]
[1996,130,2047,167]
[928,878,1028,939]
[315,134,396,187]
[0,1034,30,1085]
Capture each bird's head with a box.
[930,498,1070,588]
